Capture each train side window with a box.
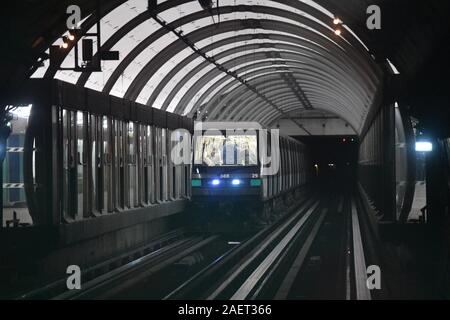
[111,119,119,211]
[103,117,113,213]
[148,126,155,204]
[161,128,168,202]
[118,120,127,210]
[61,110,78,221]
[128,122,139,208]
[167,129,175,201]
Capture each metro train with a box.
[190,122,311,226]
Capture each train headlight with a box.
[211,179,221,186]
[231,179,241,186]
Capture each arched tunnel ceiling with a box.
[28,0,384,133]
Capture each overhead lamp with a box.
[68,31,76,41]
[333,17,342,25]
[334,29,342,36]
[61,36,70,49]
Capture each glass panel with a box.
[111,119,119,211]
[167,130,174,200]
[161,129,168,201]
[2,105,33,227]
[148,126,155,204]
[117,120,126,209]
[62,109,70,219]
[155,127,162,202]
[128,123,137,207]
[62,110,80,221]
[195,134,257,166]
[103,117,112,212]
[76,112,87,218]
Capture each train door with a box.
[120,121,130,210]
[88,114,103,215]
[147,126,156,204]
[115,120,126,210]
[103,116,113,213]
[139,124,148,206]
[262,132,270,199]
[183,132,191,199]
[171,130,184,200]
[161,128,168,202]
[128,123,138,208]
[155,127,168,202]
[167,129,175,201]
[155,127,161,202]
[77,112,89,218]
[111,119,119,212]
[137,124,145,206]
[62,109,83,222]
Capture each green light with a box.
[250,179,262,187]
[191,179,202,187]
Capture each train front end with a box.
[191,124,263,219]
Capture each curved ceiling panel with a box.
[30,0,382,134]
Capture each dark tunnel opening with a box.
[296,136,359,186]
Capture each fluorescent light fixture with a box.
[211,179,220,186]
[387,59,400,75]
[416,142,433,152]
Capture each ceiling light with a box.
[333,17,342,25]
[68,32,76,41]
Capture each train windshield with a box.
[194,134,258,166]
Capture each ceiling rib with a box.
[148,11,312,135]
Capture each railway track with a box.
[19,188,375,300]
[165,188,375,300]
[17,228,209,299]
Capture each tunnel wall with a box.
[358,101,396,222]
